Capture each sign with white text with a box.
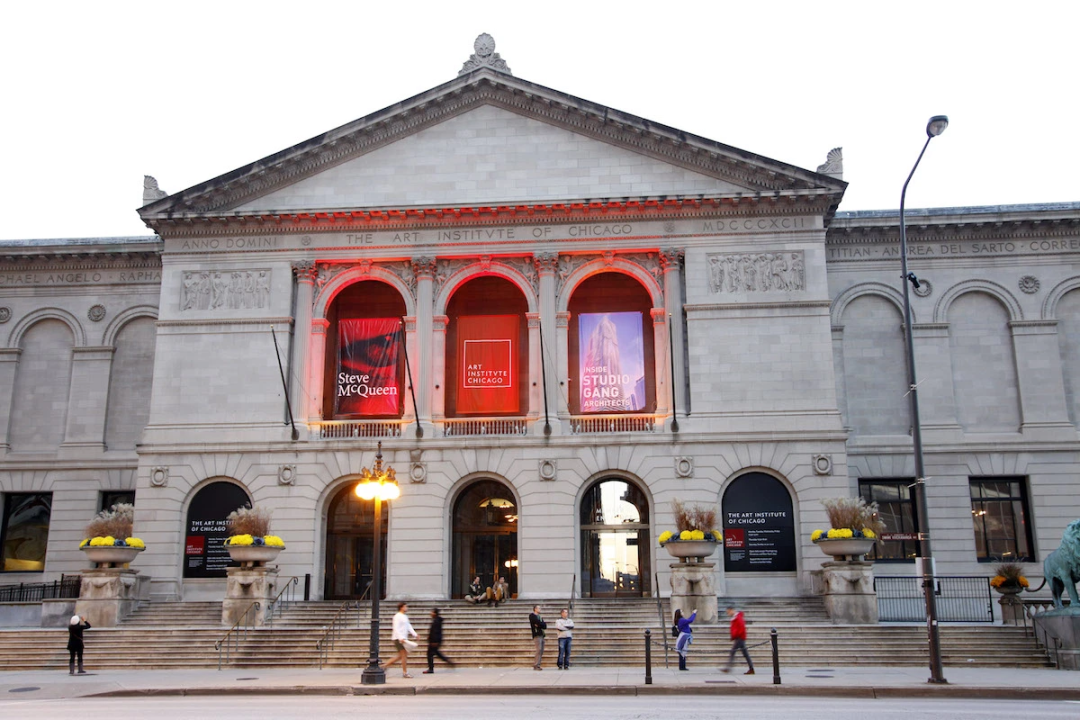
[335,318,401,416]
[458,315,519,414]
[578,312,645,413]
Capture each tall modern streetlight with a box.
[899,114,949,685]
[355,441,400,685]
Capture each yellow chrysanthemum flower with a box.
[689,530,705,540]
[89,536,116,547]
[712,530,722,541]
[861,529,876,539]
[264,535,285,548]
[826,528,854,539]
[679,530,693,541]
[811,529,823,542]
[227,534,254,546]
[658,531,674,544]
[124,537,145,548]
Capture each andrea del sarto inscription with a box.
[707,251,804,294]
[181,270,271,311]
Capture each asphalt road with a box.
[2,694,1079,719]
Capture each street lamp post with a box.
[356,441,400,686]
[899,114,949,685]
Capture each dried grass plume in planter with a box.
[85,503,135,540]
[821,497,886,536]
[672,498,718,533]
[226,506,272,537]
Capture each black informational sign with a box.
[183,482,251,579]
[722,472,797,573]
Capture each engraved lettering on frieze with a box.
[181,270,271,311]
[1019,275,1040,294]
[707,251,804,294]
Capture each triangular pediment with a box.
[139,67,844,222]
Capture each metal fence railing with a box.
[875,575,992,622]
[0,575,81,603]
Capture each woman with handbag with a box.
[382,602,418,678]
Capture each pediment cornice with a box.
[140,72,845,226]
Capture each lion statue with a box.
[1027,518,1080,609]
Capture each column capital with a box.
[403,316,417,332]
[412,257,437,280]
[556,311,571,328]
[312,318,331,334]
[292,260,318,282]
[534,252,559,275]
[526,312,541,329]
[660,247,685,270]
[433,315,449,332]
[650,308,668,324]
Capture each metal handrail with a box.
[568,575,576,615]
[316,581,372,669]
[265,576,300,627]
[653,572,670,668]
[215,601,260,670]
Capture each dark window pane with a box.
[100,491,135,512]
[2,493,52,573]
[969,477,1032,562]
[858,479,915,562]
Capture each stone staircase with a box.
[0,597,1052,671]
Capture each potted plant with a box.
[810,497,884,561]
[658,499,720,561]
[223,506,285,567]
[79,503,145,568]
[990,563,1029,596]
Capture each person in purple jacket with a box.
[674,607,696,671]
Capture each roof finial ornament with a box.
[816,148,843,180]
[459,33,512,76]
[143,175,168,204]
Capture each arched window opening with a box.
[721,473,796,573]
[568,273,655,415]
[579,478,650,597]
[451,479,518,598]
[323,280,408,420]
[324,482,389,600]
[183,481,251,579]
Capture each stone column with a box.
[61,346,114,452]
[535,253,560,423]
[555,312,571,420]
[527,312,542,428]
[1010,320,1074,436]
[0,349,22,451]
[412,258,436,424]
[307,319,329,421]
[76,569,149,627]
[402,316,419,427]
[651,308,670,417]
[222,566,279,627]
[831,326,850,428]
[291,261,317,424]
[820,560,878,624]
[431,315,449,421]
[661,248,686,416]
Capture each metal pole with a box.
[539,320,552,436]
[361,494,385,684]
[899,131,946,685]
[770,628,780,685]
[399,318,423,439]
[644,629,653,685]
[668,313,679,433]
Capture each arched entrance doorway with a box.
[721,472,797,573]
[580,478,650,597]
[183,480,250,579]
[324,483,388,600]
[451,479,518,599]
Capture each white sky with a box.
[1,0,1076,241]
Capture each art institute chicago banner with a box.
[578,312,646,413]
[335,318,401,416]
[458,314,519,414]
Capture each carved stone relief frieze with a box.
[433,258,473,300]
[706,251,804,294]
[556,252,662,298]
[181,269,271,311]
[502,255,538,297]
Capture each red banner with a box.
[335,318,401,416]
[458,315,519,414]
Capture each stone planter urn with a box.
[815,538,876,561]
[81,545,143,568]
[994,583,1025,625]
[663,540,719,562]
[225,544,284,568]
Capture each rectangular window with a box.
[100,491,135,513]
[859,479,917,562]
[1,493,53,573]
[970,477,1033,562]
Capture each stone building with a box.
[2,36,1078,607]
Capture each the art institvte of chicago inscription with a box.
[180,270,271,311]
[707,251,805,294]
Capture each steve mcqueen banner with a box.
[458,314,519,414]
[578,312,645,413]
[335,318,401,416]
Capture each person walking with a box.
[529,605,547,670]
[721,605,754,675]
[67,614,91,675]
[674,607,696,671]
[423,608,454,674]
[382,602,418,678]
[555,608,574,670]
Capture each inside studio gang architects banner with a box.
[578,312,646,413]
[458,315,519,414]
[335,318,402,416]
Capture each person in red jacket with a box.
[721,606,754,675]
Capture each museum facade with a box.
[2,37,1078,604]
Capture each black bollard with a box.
[770,627,780,685]
[304,573,311,601]
[644,629,653,685]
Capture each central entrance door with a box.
[324,483,388,600]
[451,479,518,599]
[580,478,650,598]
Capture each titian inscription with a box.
[181,270,271,311]
[707,252,804,294]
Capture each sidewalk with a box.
[1,665,1077,702]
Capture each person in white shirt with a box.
[382,602,418,678]
[556,608,575,669]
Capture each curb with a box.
[87,684,1080,701]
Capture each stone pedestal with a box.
[1033,610,1080,670]
[222,566,278,627]
[821,561,878,624]
[669,562,718,624]
[996,587,1025,625]
[75,569,149,627]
